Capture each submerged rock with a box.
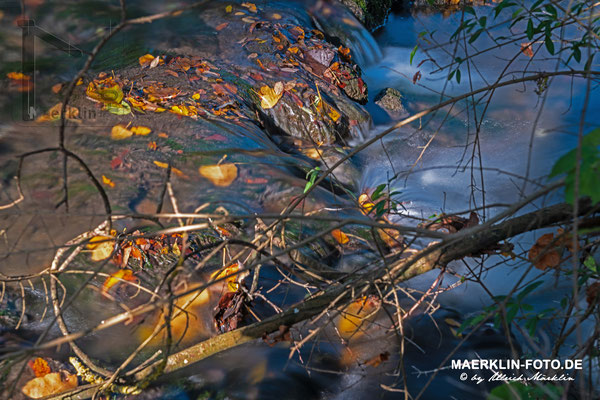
[374,87,407,116]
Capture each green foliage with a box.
[304,166,321,193]
[549,128,600,204]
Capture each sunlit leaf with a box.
[225,5,232,12]
[337,296,380,339]
[102,269,136,293]
[89,236,114,261]
[111,124,133,140]
[199,163,238,186]
[331,229,349,245]
[21,372,77,399]
[210,262,242,292]
[131,126,151,135]
[258,84,284,109]
[105,101,131,115]
[101,175,115,188]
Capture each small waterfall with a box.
[309,0,383,67]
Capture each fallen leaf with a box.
[86,81,123,105]
[199,163,238,186]
[88,236,114,261]
[105,100,131,115]
[102,269,136,293]
[7,72,30,81]
[272,13,281,19]
[21,372,77,399]
[331,229,349,245]
[241,2,257,12]
[216,22,229,31]
[51,83,63,93]
[153,160,169,169]
[111,124,133,140]
[337,296,380,339]
[258,84,284,109]
[28,358,51,377]
[148,141,157,151]
[131,126,151,135]
[102,175,115,188]
[225,5,232,12]
[364,352,390,368]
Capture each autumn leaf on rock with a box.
[258,83,284,109]
[199,163,238,186]
[111,124,133,140]
[21,372,78,399]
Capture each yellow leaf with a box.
[327,105,341,122]
[358,193,374,214]
[131,126,151,135]
[337,297,379,339]
[303,147,323,160]
[101,175,115,188]
[331,229,349,245]
[21,372,78,399]
[258,84,283,109]
[199,163,238,187]
[192,93,201,100]
[139,53,155,66]
[210,262,241,292]
[102,269,135,293]
[225,5,232,12]
[86,82,124,105]
[7,72,30,80]
[89,236,114,261]
[153,161,169,169]
[272,13,282,19]
[111,124,133,140]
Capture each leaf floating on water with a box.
[331,229,349,245]
[21,371,78,399]
[153,161,188,178]
[111,124,133,140]
[225,5,232,12]
[337,296,380,339]
[258,83,284,109]
[199,163,238,186]
[28,358,51,378]
[101,175,115,188]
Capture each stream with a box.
[1,0,599,399]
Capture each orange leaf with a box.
[199,163,238,186]
[102,269,135,293]
[88,236,114,261]
[102,175,115,188]
[28,358,51,378]
[337,296,380,339]
[521,43,534,58]
[241,2,257,12]
[148,141,157,151]
[216,22,229,31]
[331,229,349,245]
[358,193,374,214]
[36,103,79,122]
[210,262,241,292]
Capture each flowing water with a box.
[1,0,599,398]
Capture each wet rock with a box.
[374,87,407,116]
[339,0,395,30]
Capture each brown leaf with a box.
[528,233,562,270]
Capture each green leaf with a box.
[371,184,387,200]
[409,44,418,65]
[469,28,484,43]
[517,281,543,302]
[464,6,476,15]
[456,69,461,84]
[584,256,598,273]
[479,16,487,27]
[545,34,555,54]
[526,19,534,40]
[105,101,131,115]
